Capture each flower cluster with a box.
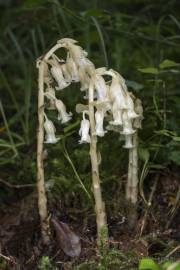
[41,38,142,148]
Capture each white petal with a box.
[95,110,106,137]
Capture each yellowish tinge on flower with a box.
[95,110,107,137]
[44,114,59,144]
[55,99,72,123]
[79,111,91,144]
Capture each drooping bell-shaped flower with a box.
[78,57,95,76]
[79,112,91,144]
[61,63,72,83]
[95,109,106,137]
[93,73,108,102]
[78,68,89,91]
[44,115,59,144]
[50,61,70,90]
[125,94,138,119]
[109,77,127,109]
[66,53,80,82]
[110,102,123,126]
[123,134,134,149]
[121,111,135,135]
[45,87,56,109]
[55,99,72,123]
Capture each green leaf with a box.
[138,148,150,162]
[139,258,160,270]
[159,59,179,69]
[138,67,159,75]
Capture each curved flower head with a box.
[95,110,106,137]
[44,115,59,144]
[123,134,134,149]
[79,111,91,144]
[110,102,123,126]
[67,43,88,62]
[121,111,135,135]
[55,99,72,123]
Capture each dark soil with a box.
[0,171,179,270]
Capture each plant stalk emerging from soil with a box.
[37,60,50,244]
[88,82,108,247]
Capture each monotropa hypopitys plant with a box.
[37,38,143,247]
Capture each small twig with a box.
[0,178,35,189]
[139,174,159,236]
[0,253,17,264]
[166,245,180,258]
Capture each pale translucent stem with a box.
[126,131,139,227]
[88,82,108,244]
[131,132,138,204]
[126,148,133,201]
[37,61,50,244]
[36,42,64,244]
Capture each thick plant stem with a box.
[126,131,138,227]
[88,83,108,247]
[37,61,50,244]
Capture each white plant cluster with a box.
[42,38,142,148]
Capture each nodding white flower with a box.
[45,87,56,109]
[109,77,127,109]
[123,134,134,149]
[110,102,123,126]
[78,68,89,91]
[50,63,70,90]
[54,99,72,123]
[77,57,95,76]
[79,111,91,144]
[126,94,138,119]
[61,63,72,83]
[44,115,59,144]
[95,110,106,137]
[121,111,135,135]
[66,54,80,82]
[93,73,108,102]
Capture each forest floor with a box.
[0,170,179,270]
